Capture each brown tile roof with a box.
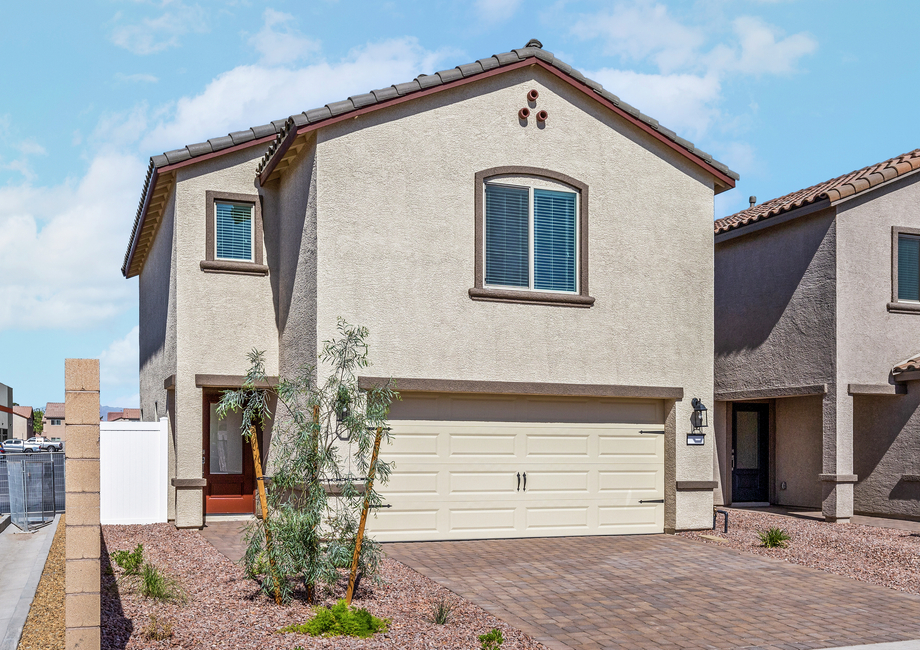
[106,411,123,421]
[715,149,920,235]
[107,408,141,421]
[12,406,32,419]
[44,402,65,419]
[893,355,920,375]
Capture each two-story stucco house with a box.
[123,40,738,535]
[714,149,920,523]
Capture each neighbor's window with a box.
[50,419,61,426]
[215,201,254,262]
[898,233,920,302]
[485,183,577,292]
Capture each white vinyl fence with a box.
[100,418,168,525]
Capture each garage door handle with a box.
[517,472,520,491]
[523,472,526,491]
[640,430,666,435]
[639,499,664,504]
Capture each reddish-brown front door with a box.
[203,393,257,514]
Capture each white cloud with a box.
[100,326,140,387]
[572,3,704,74]
[248,9,320,66]
[708,17,817,75]
[0,153,144,331]
[586,69,721,140]
[114,73,160,83]
[141,37,454,153]
[474,0,523,25]
[17,140,46,156]
[110,3,208,55]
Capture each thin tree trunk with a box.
[346,426,383,605]
[307,404,320,604]
[250,425,282,605]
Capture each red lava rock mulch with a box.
[680,508,920,594]
[102,523,546,649]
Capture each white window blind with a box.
[215,202,253,261]
[485,185,529,287]
[899,235,920,301]
[533,189,576,292]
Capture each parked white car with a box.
[26,437,63,451]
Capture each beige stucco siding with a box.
[774,396,823,508]
[171,147,279,526]
[310,66,717,529]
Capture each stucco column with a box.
[821,388,856,522]
[172,377,205,528]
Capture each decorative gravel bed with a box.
[680,508,920,594]
[102,523,546,649]
[18,515,65,650]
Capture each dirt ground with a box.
[18,515,65,650]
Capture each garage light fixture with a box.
[688,398,708,445]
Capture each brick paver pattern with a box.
[386,535,920,650]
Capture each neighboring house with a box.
[123,40,738,535]
[106,408,141,422]
[12,406,34,439]
[0,383,11,441]
[43,402,66,441]
[714,149,920,522]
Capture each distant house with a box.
[0,383,12,441]
[12,406,33,439]
[43,402,66,440]
[714,148,920,522]
[106,408,141,422]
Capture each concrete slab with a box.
[0,515,60,650]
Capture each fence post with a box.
[64,359,101,650]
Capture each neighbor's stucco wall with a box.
[304,65,717,530]
[774,395,823,508]
[715,208,837,394]
[169,146,279,527]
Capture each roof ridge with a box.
[715,148,920,235]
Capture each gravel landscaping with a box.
[18,515,65,650]
[102,523,547,650]
[680,508,920,594]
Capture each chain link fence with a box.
[1,452,65,531]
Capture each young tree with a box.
[32,409,44,435]
[218,320,396,603]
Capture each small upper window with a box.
[484,183,578,293]
[215,201,254,262]
[898,234,920,302]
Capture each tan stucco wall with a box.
[774,396,823,508]
[42,419,67,441]
[12,414,31,439]
[305,66,718,530]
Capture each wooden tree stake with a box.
[251,425,282,605]
[346,426,383,605]
[306,405,320,604]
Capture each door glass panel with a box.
[735,411,760,470]
[209,403,243,475]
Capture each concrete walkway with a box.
[387,535,920,650]
[726,505,920,533]
[0,515,59,650]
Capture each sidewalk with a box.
[724,505,920,532]
[0,515,60,650]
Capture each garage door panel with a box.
[376,416,666,541]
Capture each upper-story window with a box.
[898,233,920,302]
[215,202,254,262]
[485,184,578,292]
[200,190,268,276]
[470,167,594,308]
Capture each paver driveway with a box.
[386,535,920,650]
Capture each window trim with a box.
[471,166,594,308]
[201,190,268,276]
[889,226,920,314]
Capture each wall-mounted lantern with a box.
[688,397,708,445]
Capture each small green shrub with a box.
[137,563,186,603]
[280,600,388,638]
[479,627,504,650]
[758,527,791,548]
[111,544,144,575]
[428,596,455,625]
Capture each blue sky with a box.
[0,0,916,410]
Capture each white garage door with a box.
[368,396,665,542]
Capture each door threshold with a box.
[731,502,770,508]
[205,514,255,523]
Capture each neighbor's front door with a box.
[203,394,256,514]
[732,403,769,503]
